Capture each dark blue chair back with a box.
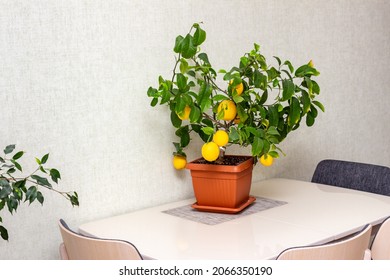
[311,159,390,196]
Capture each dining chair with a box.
[368,216,390,260]
[58,219,143,260]
[311,159,390,196]
[276,224,372,260]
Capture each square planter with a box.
[186,155,255,213]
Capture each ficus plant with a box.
[0,144,79,241]
[147,23,324,169]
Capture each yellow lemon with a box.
[217,100,237,121]
[172,155,187,170]
[260,154,273,167]
[212,130,229,147]
[229,80,244,95]
[201,142,220,162]
[177,106,191,120]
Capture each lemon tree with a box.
[147,23,324,165]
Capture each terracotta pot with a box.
[186,155,254,211]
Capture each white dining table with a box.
[78,178,390,260]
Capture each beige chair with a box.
[276,224,372,260]
[58,219,143,260]
[369,216,390,260]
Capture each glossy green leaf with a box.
[295,65,320,77]
[193,26,206,46]
[41,153,49,164]
[12,151,24,160]
[301,91,311,114]
[282,79,295,101]
[173,35,184,53]
[251,137,264,156]
[313,100,325,112]
[50,169,61,184]
[180,34,197,59]
[306,112,315,126]
[201,127,214,135]
[189,105,201,123]
[0,225,8,241]
[176,73,187,90]
[171,111,182,128]
[31,175,52,188]
[288,97,301,126]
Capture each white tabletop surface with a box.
[78,178,390,260]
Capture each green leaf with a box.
[233,95,244,104]
[251,137,264,156]
[180,34,197,59]
[306,112,315,126]
[198,53,210,64]
[12,151,24,160]
[25,186,37,204]
[31,175,52,188]
[189,106,201,123]
[273,56,281,66]
[12,160,22,172]
[295,65,320,77]
[50,169,61,183]
[193,25,206,46]
[4,145,15,155]
[267,126,280,136]
[201,127,214,135]
[150,97,158,107]
[0,225,8,241]
[288,97,301,126]
[147,86,158,98]
[283,60,294,73]
[35,157,41,165]
[37,191,44,205]
[173,35,184,53]
[176,73,187,90]
[0,183,12,199]
[179,58,189,74]
[312,80,320,94]
[282,79,295,101]
[41,153,49,164]
[313,100,325,112]
[268,105,279,127]
[301,91,311,114]
[170,111,182,128]
[254,70,267,90]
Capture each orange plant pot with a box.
[186,155,254,211]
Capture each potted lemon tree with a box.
[147,23,324,213]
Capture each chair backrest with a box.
[58,219,143,260]
[370,216,390,260]
[311,159,390,196]
[276,224,372,260]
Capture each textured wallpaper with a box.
[0,0,389,259]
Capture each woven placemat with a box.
[162,196,287,225]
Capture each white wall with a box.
[1,0,389,259]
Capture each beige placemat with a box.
[162,196,287,225]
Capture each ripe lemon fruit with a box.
[260,154,273,167]
[201,142,220,162]
[177,105,191,120]
[173,155,187,170]
[217,100,237,121]
[229,80,244,95]
[213,130,229,147]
